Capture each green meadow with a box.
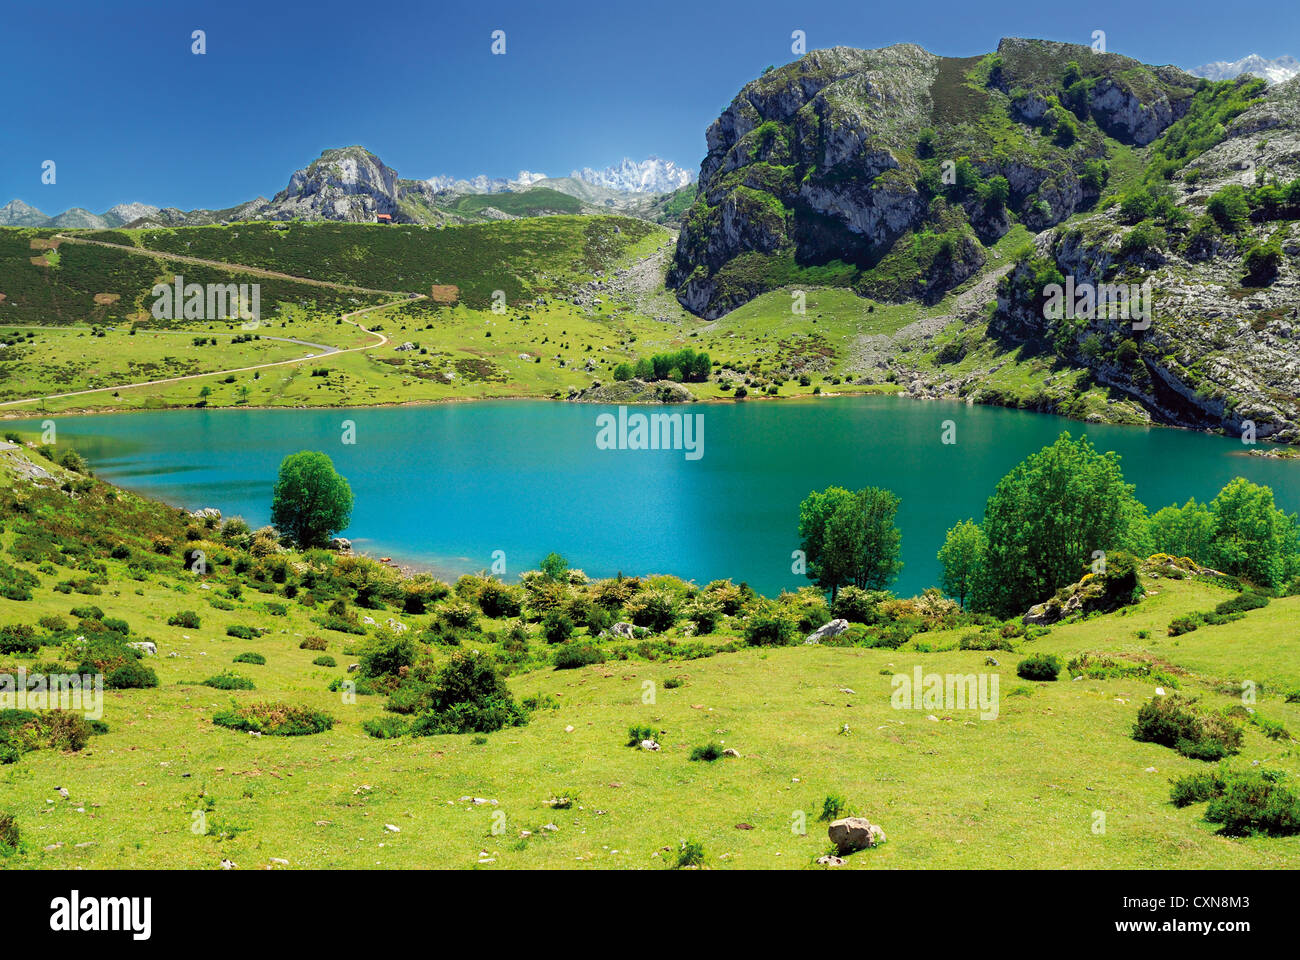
[1,441,1298,869]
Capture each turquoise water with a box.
[47,397,1300,596]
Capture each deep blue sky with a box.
[3,0,1297,213]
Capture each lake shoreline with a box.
[3,386,1293,454]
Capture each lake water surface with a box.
[47,397,1300,596]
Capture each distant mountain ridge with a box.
[1190,54,1300,84]
[1,151,696,229]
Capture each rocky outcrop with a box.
[828,817,887,853]
[569,378,696,404]
[261,147,403,222]
[804,618,850,644]
[669,39,1200,319]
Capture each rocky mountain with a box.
[1190,54,1300,85]
[0,199,52,227]
[3,148,693,229]
[572,156,694,193]
[103,202,161,227]
[669,38,1299,442]
[47,207,110,230]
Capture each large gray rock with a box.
[804,618,850,645]
[828,817,887,853]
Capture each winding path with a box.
[0,239,418,408]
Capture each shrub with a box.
[1016,653,1061,681]
[225,625,260,640]
[363,715,410,739]
[743,601,796,646]
[541,609,575,643]
[476,579,523,618]
[831,587,890,624]
[299,636,328,651]
[312,655,337,667]
[1132,694,1242,760]
[627,723,658,746]
[69,605,104,621]
[674,838,705,868]
[359,633,415,678]
[409,650,527,735]
[233,652,266,665]
[680,595,722,633]
[0,624,41,655]
[213,701,334,736]
[104,659,158,689]
[440,601,478,629]
[553,642,604,670]
[819,793,852,821]
[1205,771,1300,836]
[689,742,724,762]
[0,812,17,853]
[625,588,678,632]
[167,610,201,628]
[202,672,255,691]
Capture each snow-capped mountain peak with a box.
[1189,54,1300,85]
[571,156,694,194]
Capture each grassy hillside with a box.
[1,442,1297,869]
[77,217,662,308]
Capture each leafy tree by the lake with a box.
[937,519,987,609]
[539,552,569,582]
[976,432,1145,618]
[798,486,902,600]
[269,451,354,549]
[1208,478,1299,588]
[1145,498,1217,563]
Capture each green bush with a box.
[363,715,410,739]
[1016,653,1061,681]
[819,793,852,821]
[225,624,260,640]
[202,672,255,691]
[359,633,415,678]
[541,609,575,643]
[553,642,604,670]
[213,701,334,736]
[674,838,705,868]
[408,650,527,736]
[689,742,724,762]
[1133,694,1242,760]
[0,624,41,655]
[299,636,328,651]
[743,601,796,646]
[233,652,266,665]
[167,610,201,628]
[312,655,337,667]
[105,659,158,689]
[476,579,523,618]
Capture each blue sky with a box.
[3,0,1297,212]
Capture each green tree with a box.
[1208,478,1294,587]
[977,432,1145,618]
[1145,498,1216,564]
[937,519,987,609]
[798,486,902,600]
[539,552,569,582]
[269,451,354,548]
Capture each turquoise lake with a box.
[46,397,1300,597]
